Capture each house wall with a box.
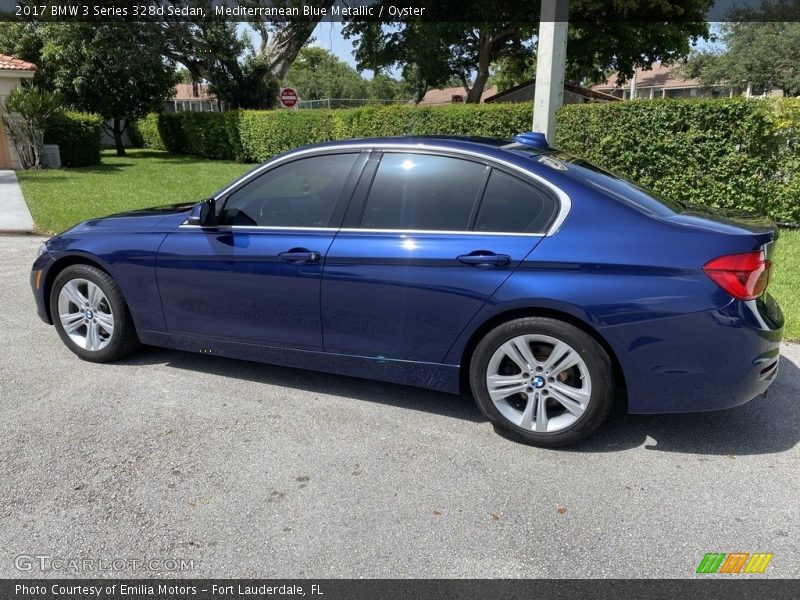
[100,119,133,148]
[0,75,25,169]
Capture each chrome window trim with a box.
[338,228,545,237]
[177,223,545,237]
[211,142,572,237]
[178,224,340,232]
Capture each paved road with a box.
[1,235,798,579]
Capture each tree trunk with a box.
[466,35,494,103]
[113,118,126,157]
[466,28,519,103]
[257,0,336,81]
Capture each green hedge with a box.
[44,111,103,167]
[556,98,800,223]
[131,99,800,222]
[131,104,533,163]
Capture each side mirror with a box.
[186,198,217,227]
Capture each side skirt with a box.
[137,330,461,394]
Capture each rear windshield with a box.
[513,147,685,217]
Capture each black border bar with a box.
[3,579,800,600]
[1,0,800,23]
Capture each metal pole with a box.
[532,0,569,143]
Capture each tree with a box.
[283,47,368,101]
[39,23,177,156]
[160,0,335,108]
[368,73,411,101]
[682,20,800,96]
[1,86,62,169]
[489,55,536,92]
[345,0,711,102]
[346,19,533,103]
[0,22,47,84]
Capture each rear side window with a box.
[359,153,487,231]
[474,170,557,234]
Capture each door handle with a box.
[278,248,321,264]
[457,252,512,267]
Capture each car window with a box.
[359,153,487,231]
[221,153,358,227]
[549,152,684,216]
[474,170,557,234]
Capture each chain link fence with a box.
[296,98,403,109]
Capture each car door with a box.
[157,151,365,350]
[320,151,560,363]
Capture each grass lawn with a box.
[16,149,251,235]
[772,229,800,341]
[16,148,799,340]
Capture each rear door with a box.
[157,151,365,350]
[320,151,560,363]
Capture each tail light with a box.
[703,250,771,301]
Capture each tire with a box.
[50,264,140,363]
[470,317,614,447]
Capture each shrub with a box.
[132,99,799,223]
[556,98,798,223]
[129,113,164,150]
[134,103,533,162]
[44,111,103,167]
[766,98,800,223]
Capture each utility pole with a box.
[532,0,569,144]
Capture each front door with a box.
[157,152,363,350]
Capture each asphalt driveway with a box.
[1,235,798,578]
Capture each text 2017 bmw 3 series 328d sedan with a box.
[31,134,783,446]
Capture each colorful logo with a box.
[696,552,773,574]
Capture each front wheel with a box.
[470,317,614,447]
[50,264,140,362]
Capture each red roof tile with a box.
[413,85,498,105]
[172,82,215,101]
[592,62,701,91]
[0,54,37,72]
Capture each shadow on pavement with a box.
[120,346,800,456]
[567,355,800,456]
[119,345,486,424]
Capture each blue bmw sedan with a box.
[31,134,783,446]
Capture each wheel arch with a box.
[457,306,628,398]
[42,253,114,324]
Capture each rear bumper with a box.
[606,293,783,414]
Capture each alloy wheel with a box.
[57,278,115,352]
[485,334,592,433]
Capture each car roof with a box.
[300,135,547,157]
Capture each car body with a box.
[31,134,784,445]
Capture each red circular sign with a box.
[280,88,298,108]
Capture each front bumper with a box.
[606,293,783,414]
[31,252,57,324]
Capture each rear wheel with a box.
[470,317,614,447]
[50,264,139,362]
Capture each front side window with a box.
[474,170,558,234]
[359,153,487,231]
[221,153,358,227]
